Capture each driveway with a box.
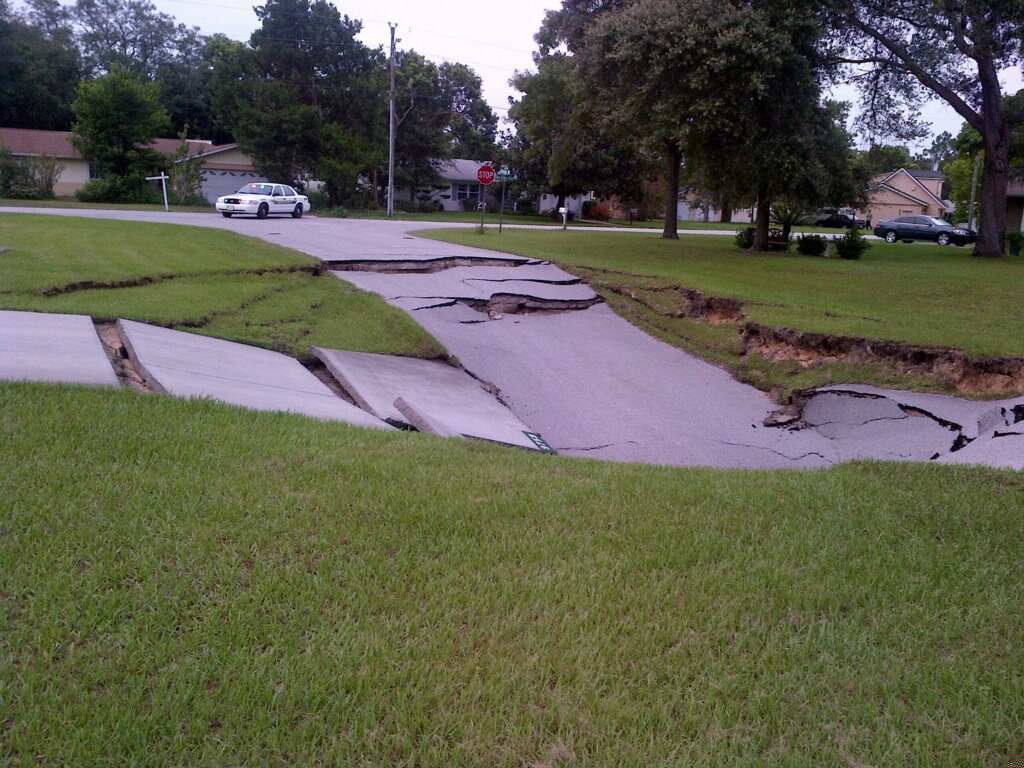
[1,206,1017,469]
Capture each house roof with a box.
[875,167,947,209]
[0,127,212,160]
[437,158,491,181]
[867,181,931,208]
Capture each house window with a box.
[88,162,102,179]
[453,182,480,201]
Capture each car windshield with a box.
[928,217,950,227]
[237,183,274,195]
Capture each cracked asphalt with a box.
[2,207,1021,469]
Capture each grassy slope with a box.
[420,229,1024,359]
[0,214,443,359]
[1,382,1021,766]
[0,198,215,213]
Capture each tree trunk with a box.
[662,141,681,240]
[974,67,1009,257]
[720,198,732,223]
[752,186,771,251]
[556,192,566,211]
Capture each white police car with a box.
[216,183,310,219]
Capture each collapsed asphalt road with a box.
[2,206,1020,469]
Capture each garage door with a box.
[201,170,269,202]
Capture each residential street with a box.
[2,207,1018,469]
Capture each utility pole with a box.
[387,22,397,217]
[967,152,981,231]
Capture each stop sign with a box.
[477,164,496,186]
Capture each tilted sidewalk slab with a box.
[0,310,118,387]
[818,383,1024,439]
[117,320,391,429]
[312,347,545,450]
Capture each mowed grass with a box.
[342,209,626,227]
[0,197,215,214]
[421,229,1024,359]
[0,214,443,359]
[1,381,1022,766]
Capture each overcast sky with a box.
[37,0,1024,148]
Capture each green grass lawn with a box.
[421,228,1024,394]
[0,214,443,359]
[338,208,642,227]
[0,197,215,213]
[1,381,1021,766]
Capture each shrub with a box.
[76,175,162,204]
[316,206,348,218]
[394,199,418,213]
[514,199,537,216]
[417,199,443,213]
[460,198,480,212]
[0,150,62,199]
[796,234,827,256]
[306,190,329,210]
[734,227,755,249]
[833,225,871,260]
[1006,230,1022,256]
[581,199,610,219]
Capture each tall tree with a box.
[439,62,497,160]
[826,0,1024,256]
[570,0,833,244]
[508,52,646,214]
[391,51,449,200]
[74,0,186,78]
[71,66,169,178]
[855,143,918,177]
[0,5,81,130]
[154,27,216,139]
[228,0,382,196]
[508,55,590,211]
[918,131,957,172]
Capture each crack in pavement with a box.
[556,440,640,452]
[711,439,832,464]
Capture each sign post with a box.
[477,164,496,231]
[146,172,170,212]
[496,167,512,233]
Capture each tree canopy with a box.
[825,0,1024,255]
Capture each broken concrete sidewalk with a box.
[312,347,546,450]
[335,263,600,311]
[0,310,119,388]
[117,319,391,429]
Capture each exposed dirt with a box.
[93,321,152,392]
[599,281,744,325]
[745,324,1024,397]
[575,266,1024,399]
[301,359,359,406]
[38,264,321,297]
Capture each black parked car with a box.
[814,212,867,228]
[873,216,976,246]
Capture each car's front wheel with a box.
[221,212,232,218]
[256,203,269,219]
[884,231,898,243]
[936,232,951,246]
[292,204,303,219]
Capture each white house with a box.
[397,158,592,215]
[0,127,266,201]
